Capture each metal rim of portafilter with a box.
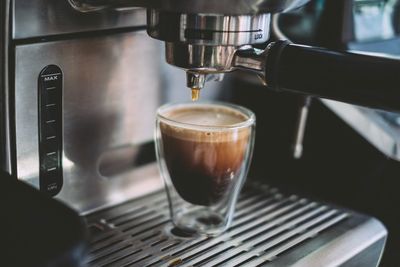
[147,9,272,94]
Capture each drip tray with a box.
[84,182,387,267]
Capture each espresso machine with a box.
[1,0,397,266]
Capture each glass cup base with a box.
[173,208,228,237]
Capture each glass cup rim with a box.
[156,101,256,131]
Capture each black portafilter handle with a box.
[265,40,400,112]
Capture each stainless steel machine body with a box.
[68,0,310,14]
[68,0,400,114]
[69,0,309,91]
[0,0,388,266]
[6,0,171,212]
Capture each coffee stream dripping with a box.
[191,88,200,102]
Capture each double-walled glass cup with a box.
[155,102,255,236]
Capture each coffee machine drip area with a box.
[2,0,399,266]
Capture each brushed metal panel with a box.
[0,0,11,174]
[15,31,165,212]
[13,0,145,39]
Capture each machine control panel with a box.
[38,65,63,196]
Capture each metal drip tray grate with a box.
[83,182,358,267]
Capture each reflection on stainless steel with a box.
[13,0,146,39]
[84,181,387,267]
[185,72,224,90]
[186,72,206,90]
[69,0,309,92]
[0,0,11,175]
[293,97,311,159]
[323,99,400,162]
[69,0,310,14]
[15,31,164,213]
[234,46,268,80]
[353,0,396,42]
[167,43,271,89]
[148,11,270,46]
[166,43,238,73]
[157,11,271,91]
[153,11,272,91]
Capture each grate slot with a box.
[141,231,162,242]
[101,237,173,267]
[140,234,171,248]
[129,220,170,238]
[87,239,135,262]
[175,201,312,263]
[86,244,133,265]
[90,231,118,245]
[216,211,344,267]
[104,251,151,267]
[235,194,275,211]
[90,223,170,264]
[178,204,325,267]
[231,213,348,267]
[150,237,169,247]
[107,249,156,267]
[193,246,236,266]
[161,241,182,251]
[169,238,211,257]
[229,197,299,231]
[232,196,284,221]
[236,196,281,218]
[102,249,142,267]
[144,259,163,267]
[113,210,157,227]
[138,241,209,266]
[180,241,225,263]
[122,214,166,232]
[85,184,351,267]
[252,209,337,248]
[90,238,125,254]
[212,250,247,267]
[162,199,298,261]
[175,203,313,264]
[123,254,152,267]
[90,214,166,252]
[231,201,314,238]
[232,255,258,267]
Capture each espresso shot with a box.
[156,102,255,236]
[160,107,251,206]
